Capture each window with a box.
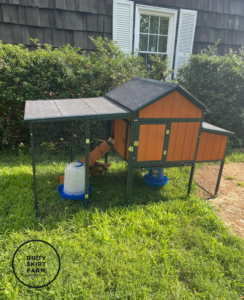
[139,15,169,53]
[135,5,178,70]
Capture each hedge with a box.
[177,44,244,148]
[0,38,147,149]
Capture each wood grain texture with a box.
[196,132,228,161]
[139,91,202,119]
[137,124,166,162]
[167,122,200,162]
[114,119,126,159]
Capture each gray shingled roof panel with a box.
[24,97,129,121]
[83,97,129,114]
[202,122,234,135]
[105,78,176,111]
[54,99,94,116]
[24,100,62,120]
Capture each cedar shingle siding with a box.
[0,0,243,55]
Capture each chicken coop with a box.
[24,77,234,216]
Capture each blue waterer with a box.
[143,168,168,190]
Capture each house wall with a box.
[0,0,112,52]
[0,0,243,55]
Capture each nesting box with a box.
[107,78,232,168]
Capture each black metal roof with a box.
[105,77,211,113]
[202,122,234,136]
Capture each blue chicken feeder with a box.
[143,168,168,190]
[57,184,92,206]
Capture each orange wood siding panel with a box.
[167,122,200,162]
[139,91,202,119]
[114,119,126,159]
[126,125,131,160]
[137,124,166,162]
[196,132,228,161]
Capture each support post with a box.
[215,137,229,197]
[187,164,195,196]
[104,120,111,164]
[125,117,136,205]
[215,161,224,196]
[85,120,90,208]
[30,123,38,217]
[71,121,73,162]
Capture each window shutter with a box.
[113,0,134,54]
[174,9,197,78]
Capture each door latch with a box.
[166,130,170,134]
[128,146,134,152]
[163,151,167,155]
[133,141,139,147]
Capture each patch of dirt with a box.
[195,163,244,239]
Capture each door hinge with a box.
[128,146,134,152]
[134,141,139,147]
[166,130,170,134]
[163,151,167,155]
[86,139,90,144]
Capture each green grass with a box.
[236,182,244,187]
[226,149,244,164]
[0,150,244,299]
[225,176,238,180]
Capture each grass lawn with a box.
[0,149,244,299]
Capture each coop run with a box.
[24,77,234,216]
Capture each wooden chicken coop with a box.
[24,77,234,215]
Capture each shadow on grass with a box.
[0,161,194,233]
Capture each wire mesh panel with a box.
[194,162,222,199]
[32,120,86,216]
[31,119,128,216]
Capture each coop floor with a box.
[195,163,244,239]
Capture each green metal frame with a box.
[30,123,39,217]
[85,120,90,208]
[214,136,229,196]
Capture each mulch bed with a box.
[195,163,244,239]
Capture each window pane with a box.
[140,15,149,33]
[139,34,148,51]
[149,35,158,52]
[160,17,169,35]
[158,36,168,53]
[149,16,159,34]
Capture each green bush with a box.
[0,37,146,148]
[177,44,244,148]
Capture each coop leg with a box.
[71,121,74,162]
[126,165,134,206]
[85,120,90,209]
[187,164,195,196]
[215,161,224,197]
[30,123,39,217]
[104,121,111,164]
[125,117,137,206]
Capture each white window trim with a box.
[134,4,178,71]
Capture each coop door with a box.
[136,123,169,162]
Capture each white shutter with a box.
[113,0,134,54]
[174,9,197,77]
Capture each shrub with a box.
[0,37,146,149]
[177,43,244,148]
[148,54,173,81]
